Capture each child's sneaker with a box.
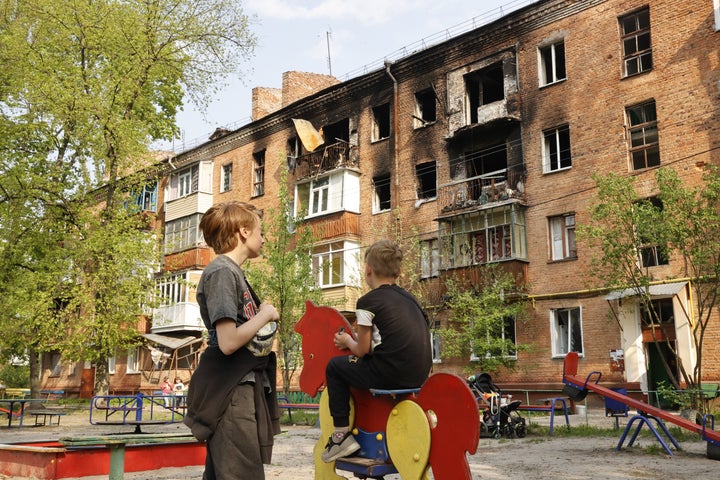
[321,431,361,462]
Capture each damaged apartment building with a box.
[40,0,720,399]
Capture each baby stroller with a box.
[468,373,526,439]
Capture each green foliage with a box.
[0,0,256,394]
[0,364,30,388]
[244,166,322,394]
[438,265,530,373]
[579,167,720,411]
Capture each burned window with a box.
[543,124,571,172]
[539,40,566,86]
[626,100,659,170]
[414,89,437,127]
[372,103,391,141]
[465,63,504,123]
[372,173,391,213]
[620,8,652,77]
[415,161,437,200]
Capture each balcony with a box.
[438,166,525,216]
[152,303,205,334]
[291,141,359,180]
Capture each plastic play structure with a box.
[295,301,480,480]
[562,351,720,460]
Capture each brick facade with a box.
[153,0,720,397]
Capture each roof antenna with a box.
[326,29,332,76]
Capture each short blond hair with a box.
[365,239,402,278]
[199,201,262,254]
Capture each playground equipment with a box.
[562,351,720,460]
[295,301,480,479]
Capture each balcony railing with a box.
[291,141,359,180]
[438,166,525,216]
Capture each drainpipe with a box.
[384,61,400,190]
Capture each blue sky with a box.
[163,0,537,151]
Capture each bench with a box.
[702,383,719,409]
[516,397,570,435]
[277,396,319,423]
[40,389,65,400]
[26,408,66,426]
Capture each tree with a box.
[580,167,720,411]
[245,167,322,396]
[438,264,530,374]
[0,0,257,395]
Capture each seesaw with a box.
[562,351,720,460]
[295,300,480,479]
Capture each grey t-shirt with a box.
[196,255,256,348]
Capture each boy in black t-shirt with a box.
[321,239,432,462]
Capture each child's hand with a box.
[333,330,352,350]
[259,301,279,322]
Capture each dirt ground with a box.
[1,408,718,479]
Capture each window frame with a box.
[548,213,577,261]
[163,214,203,254]
[413,89,437,128]
[126,347,140,374]
[221,163,233,193]
[551,307,584,358]
[542,124,572,173]
[252,150,265,197]
[371,103,391,142]
[420,238,440,279]
[538,40,566,87]
[311,240,361,289]
[415,161,437,201]
[626,100,660,170]
[620,8,653,77]
[372,173,392,213]
[294,170,361,220]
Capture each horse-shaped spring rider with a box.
[294,301,480,479]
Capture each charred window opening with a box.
[372,103,391,141]
[372,173,391,212]
[416,161,437,200]
[324,118,350,144]
[462,144,507,200]
[414,89,437,127]
[465,63,504,123]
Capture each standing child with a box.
[322,239,433,462]
[184,201,281,480]
[160,377,173,407]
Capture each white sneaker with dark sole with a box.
[321,431,361,463]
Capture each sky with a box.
[161,0,538,152]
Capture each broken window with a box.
[414,88,437,127]
[551,307,583,357]
[538,40,566,86]
[372,173,391,213]
[371,103,391,141]
[460,144,507,201]
[415,161,437,200]
[548,213,577,261]
[464,63,504,123]
[626,100,659,170]
[543,124,571,172]
[252,150,265,197]
[620,8,652,77]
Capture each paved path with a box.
[0,407,716,479]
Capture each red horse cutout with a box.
[294,300,479,480]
